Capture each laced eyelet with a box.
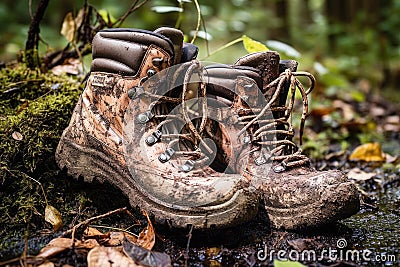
[146,69,156,77]
[243,83,255,91]
[180,160,195,172]
[137,111,154,124]
[145,130,162,146]
[158,148,175,163]
[273,162,287,173]
[128,86,144,99]
[243,135,252,144]
[152,57,164,68]
[254,154,267,166]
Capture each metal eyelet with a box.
[254,155,267,166]
[128,86,144,100]
[243,135,251,144]
[180,160,195,172]
[158,148,175,163]
[137,111,154,124]
[146,69,156,77]
[273,162,287,173]
[244,83,255,91]
[145,130,162,146]
[152,57,164,68]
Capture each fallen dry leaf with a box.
[36,237,99,259]
[51,58,82,76]
[136,210,155,250]
[12,131,23,141]
[36,237,73,259]
[84,227,105,237]
[88,247,139,267]
[123,238,171,267]
[45,205,63,231]
[105,231,138,246]
[349,143,386,162]
[347,168,377,181]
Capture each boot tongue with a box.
[235,52,280,103]
[154,27,184,64]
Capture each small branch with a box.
[190,0,202,44]
[25,0,50,69]
[61,207,128,239]
[113,0,149,28]
[201,37,243,60]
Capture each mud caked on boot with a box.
[229,52,360,230]
[121,60,270,228]
[56,27,259,229]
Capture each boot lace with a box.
[237,69,315,173]
[130,60,214,172]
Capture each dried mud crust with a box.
[263,181,360,230]
[56,134,259,230]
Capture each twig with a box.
[190,0,201,44]
[200,37,243,60]
[184,225,194,266]
[61,207,128,239]
[113,0,149,28]
[89,224,139,238]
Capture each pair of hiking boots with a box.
[56,27,359,230]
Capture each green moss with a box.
[0,65,82,256]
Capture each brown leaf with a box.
[36,237,72,259]
[44,205,63,231]
[60,9,84,43]
[36,237,99,259]
[88,247,140,267]
[84,227,105,237]
[61,12,75,42]
[123,238,171,267]
[103,231,138,247]
[51,58,82,76]
[12,131,23,141]
[347,168,377,181]
[349,143,386,162]
[136,210,155,250]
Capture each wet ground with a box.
[1,171,399,266]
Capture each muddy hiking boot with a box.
[233,52,360,230]
[122,61,271,228]
[57,26,359,231]
[56,27,262,229]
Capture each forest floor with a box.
[0,63,399,267]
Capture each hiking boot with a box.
[231,52,360,230]
[122,60,269,228]
[56,28,259,229]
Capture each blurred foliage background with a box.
[1,0,400,93]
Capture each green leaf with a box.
[98,9,116,24]
[242,35,269,53]
[274,259,307,267]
